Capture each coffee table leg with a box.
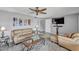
[27,45,33,51]
[27,48,30,51]
[42,39,45,45]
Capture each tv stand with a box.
[53,24,63,44]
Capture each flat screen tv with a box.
[52,17,64,24]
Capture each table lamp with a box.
[35,25,39,34]
[0,26,6,38]
[33,27,36,31]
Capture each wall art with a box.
[19,18,22,26]
[28,19,31,25]
[13,17,18,26]
[24,19,27,26]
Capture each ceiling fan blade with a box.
[29,8,36,11]
[39,11,47,14]
[40,8,47,11]
[36,7,39,10]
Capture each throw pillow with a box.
[64,33,75,38]
[71,33,79,39]
[72,37,79,44]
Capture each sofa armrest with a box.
[58,36,74,43]
[58,36,79,51]
[50,35,57,43]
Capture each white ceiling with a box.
[0,7,79,18]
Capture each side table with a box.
[0,36,10,47]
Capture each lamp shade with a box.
[33,27,36,31]
[1,26,6,31]
[35,25,39,28]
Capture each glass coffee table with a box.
[22,34,45,51]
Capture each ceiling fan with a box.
[29,7,47,15]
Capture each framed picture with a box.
[13,17,32,26]
[28,19,31,25]
[19,18,22,26]
[24,19,27,26]
[13,17,18,26]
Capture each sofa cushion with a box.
[71,33,79,38]
[58,36,79,51]
[12,28,32,44]
[64,33,75,38]
[72,37,79,44]
[50,35,57,43]
[14,30,21,34]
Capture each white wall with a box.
[77,15,79,32]
[0,11,40,37]
[59,14,78,35]
[63,15,78,34]
[39,19,45,31]
[45,14,78,35]
[45,19,52,33]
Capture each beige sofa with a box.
[50,33,79,51]
[50,34,58,43]
[58,36,79,51]
[11,28,32,44]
